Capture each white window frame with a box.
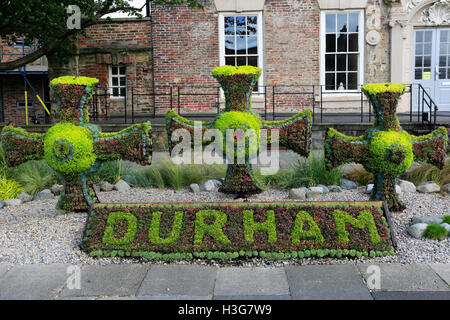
[219,12,264,95]
[320,10,365,92]
[109,65,127,99]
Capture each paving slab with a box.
[429,264,450,286]
[357,263,449,292]
[214,267,289,297]
[285,264,372,300]
[0,263,11,279]
[59,264,149,298]
[139,295,213,300]
[0,264,70,300]
[137,265,217,298]
[372,291,450,300]
[213,295,291,300]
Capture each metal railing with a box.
[89,84,439,129]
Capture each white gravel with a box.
[0,187,448,266]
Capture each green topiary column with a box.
[1,76,152,212]
[325,83,448,211]
[166,65,312,197]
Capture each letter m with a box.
[333,209,381,245]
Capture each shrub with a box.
[0,178,23,199]
[443,215,450,224]
[346,166,374,185]
[423,224,448,240]
[260,151,343,188]
[404,160,450,187]
[11,160,57,195]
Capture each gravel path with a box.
[0,187,448,266]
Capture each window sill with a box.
[320,92,367,102]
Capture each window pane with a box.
[112,77,118,86]
[236,36,246,55]
[247,16,257,35]
[348,72,358,89]
[337,33,347,52]
[119,67,126,75]
[424,44,432,55]
[236,16,246,35]
[111,67,118,75]
[440,43,448,54]
[348,13,359,32]
[337,54,346,71]
[424,31,432,42]
[248,36,258,54]
[348,54,358,71]
[441,55,447,67]
[326,14,336,33]
[349,33,358,52]
[416,31,423,43]
[416,44,423,55]
[439,68,446,79]
[113,88,119,96]
[415,69,422,80]
[326,73,335,90]
[337,14,347,33]
[326,34,336,52]
[120,77,126,86]
[248,56,258,67]
[441,30,448,42]
[225,17,235,35]
[225,36,235,55]
[325,54,335,71]
[225,56,236,66]
[416,56,423,68]
[423,55,431,67]
[120,88,126,97]
[337,73,346,90]
[236,56,246,66]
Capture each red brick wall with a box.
[1,74,49,125]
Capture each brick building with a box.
[1,0,450,125]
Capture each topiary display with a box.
[166,65,312,197]
[325,83,448,211]
[1,76,152,212]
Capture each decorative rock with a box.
[4,199,23,206]
[328,185,343,193]
[114,180,130,192]
[316,184,329,194]
[306,187,323,199]
[0,199,5,209]
[98,181,114,192]
[417,182,441,193]
[443,183,450,194]
[407,223,428,239]
[365,184,374,194]
[93,184,100,195]
[189,183,200,193]
[440,223,450,234]
[211,180,223,188]
[33,189,54,201]
[339,178,358,190]
[17,192,33,203]
[50,184,64,195]
[289,188,307,200]
[395,185,402,195]
[397,180,416,193]
[200,180,217,192]
[412,216,443,225]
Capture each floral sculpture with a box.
[325,83,448,211]
[166,65,312,197]
[1,76,152,212]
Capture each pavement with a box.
[0,263,448,300]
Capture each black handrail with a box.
[88,84,439,129]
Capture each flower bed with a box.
[82,201,395,260]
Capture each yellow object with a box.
[36,95,50,115]
[423,72,431,80]
[25,91,29,125]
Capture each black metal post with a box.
[131,86,134,124]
